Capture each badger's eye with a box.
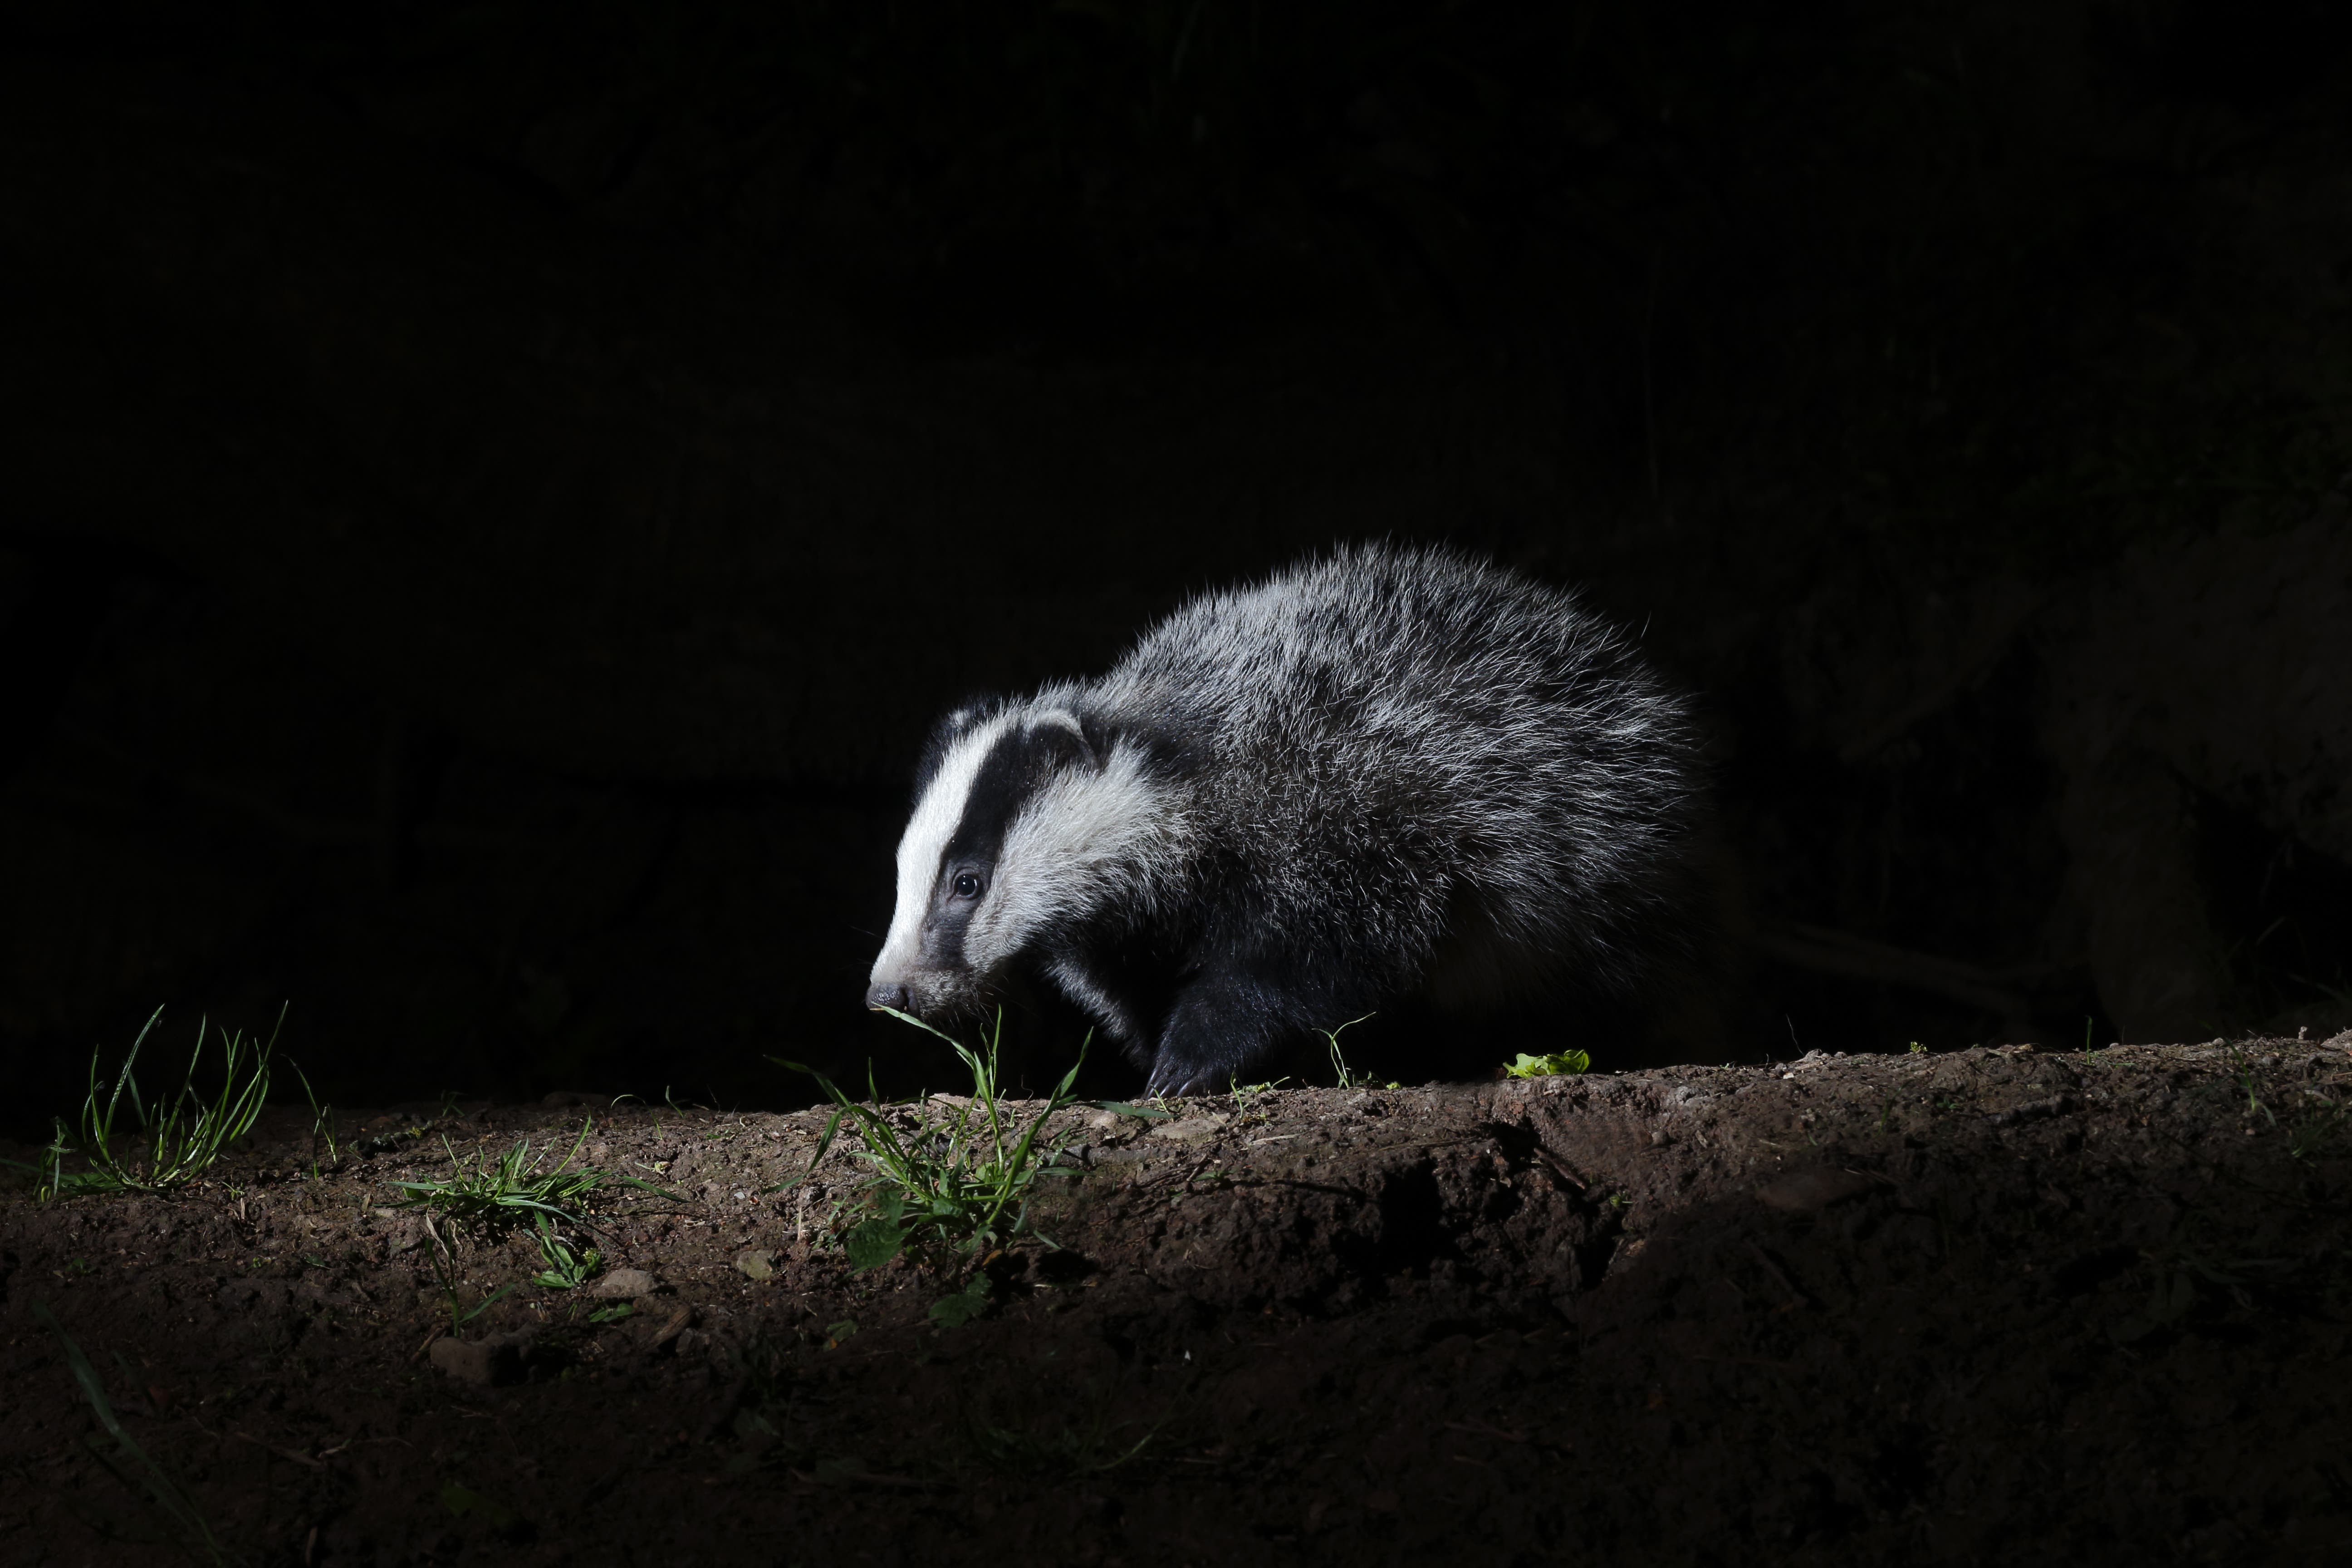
[951,871,983,899]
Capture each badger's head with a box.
[865,698,1180,1022]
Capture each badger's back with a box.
[1090,543,1698,1001]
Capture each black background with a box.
[4,0,2350,1134]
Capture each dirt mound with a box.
[5,1039,2349,1565]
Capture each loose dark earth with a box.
[5,1039,2350,1567]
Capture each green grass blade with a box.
[34,1301,225,1564]
[455,1283,521,1326]
[546,1115,593,1179]
[90,1009,165,1176]
[1003,1034,1090,1184]
[871,1006,964,1050]
[114,1006,164,1133]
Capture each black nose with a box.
[866,981,911,1013]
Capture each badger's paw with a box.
[1142,1055,1228,1099]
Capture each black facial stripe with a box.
[944,723,1046,867]
[926,898,975,969]
[911,722,1039,972]
[911,696,1003,806]
[925,709,1156,972]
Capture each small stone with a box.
[735,1250,775,1281]
[1757,1170,1877,1212]
[588,1269,657,1298]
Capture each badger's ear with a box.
[1031,708,1105,773]
[1078,710,1113,765]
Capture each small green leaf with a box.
[844,1217,906,1272]
[928,1275,992,1328]
[1504,1050,1590,1078]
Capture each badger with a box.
[864,542,1701,1095]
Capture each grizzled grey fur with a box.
[866,542,1701,1095]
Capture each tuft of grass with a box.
[2227,1047,2279,1128]
[1504,1049,1591,1078]
[771,1009,1087,1305]
[290,1059,340,1181]
[1227,1075,1291,1119]
[390,1117,668,1333]
[960,1412,1156,1478]
[36,1006,282,1201]
[1321,1014,1396,1090]
[953,1376,1159,1480]
[529,1213,602,1290]
[35,1301,226,1564]
[387,1117,663,1240]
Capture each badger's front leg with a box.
[1142,980,1284,1098]
[1142,951,1355,1098]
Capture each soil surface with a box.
[5,1038,2351,1567]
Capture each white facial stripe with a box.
[870,712,1014,985]
[962,743,1183,970]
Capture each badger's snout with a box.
[863,953,983,1022]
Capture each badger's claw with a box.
[1143,1062,1217,1099]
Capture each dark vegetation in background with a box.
[1,1,2349,1133]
